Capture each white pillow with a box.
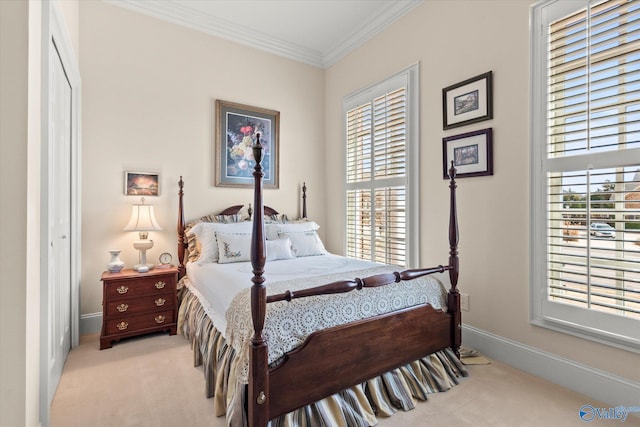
[278,221,320,233]
[266,237,295,261]
[216,233,252,264]
[188,222,252,263]
[286,231,327,257]
[264,221,321,240]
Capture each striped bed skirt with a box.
[178,281,468,427]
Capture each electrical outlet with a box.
[461,293,470,311]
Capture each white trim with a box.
[322,1,423,68]
[104,0,323,67]
[406,64,420,268]
[342,64,420,266]
[529,0,640,353]
[529,0,548,335]
[80,312,103,336]
[40,1,81,424]
[104,0,422,69]
[462,324,640,407]
[50,0,81,351]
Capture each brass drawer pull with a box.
[117,321,128,331]
[116,303,129,313]
[155,315,166,324]
[116,285,129,294]
[155,298,166,307]
[154,281,166,290]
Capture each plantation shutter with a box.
[346,87,407,266]
[544,0,640,326]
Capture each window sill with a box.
[530,316,640,355]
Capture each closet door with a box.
[47,38,72,403]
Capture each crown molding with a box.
[103,0,423,69]
[323,0,423,68]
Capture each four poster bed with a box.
[176,135,466,426]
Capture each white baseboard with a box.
[78,314,637,407]
[80,312,102,336]
[462,324,640,408]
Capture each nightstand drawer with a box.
[104,309,175,335]
[100,267,179,350]
[105,294,176,317]
[104,276,176,300]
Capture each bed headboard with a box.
[175,176,307,278]
[217,204,279,218]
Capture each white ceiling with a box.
[105,0,423,68]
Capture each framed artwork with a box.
[442,71,493,130]
[215,100,280,188]
[124,172,159,196]
[442,128,493,179]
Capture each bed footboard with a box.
[268,304,451,418]
[247,136,460,426]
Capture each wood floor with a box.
[50,332,639,427]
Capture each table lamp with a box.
[124,197,162,271]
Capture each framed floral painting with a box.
[215,100,280,188]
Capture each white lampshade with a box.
[123,203,162,232]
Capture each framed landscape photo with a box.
[124,172,159,196]
[442,128,493,179]
[215,100,280,188]
[442,71,493,130]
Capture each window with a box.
[531,0,640,350]
[344,65,419,267]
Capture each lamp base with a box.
[133,263,155,272]
[133,239,154,272]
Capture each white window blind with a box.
[344,67,418,267]
[532,0,640,349]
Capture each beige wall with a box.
[0,1,43,426]
[0,2,29,424]
[56,0,80,58]
[326,0,639,382]
[79,1,326,315]
[2,1,636,423]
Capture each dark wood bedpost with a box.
[249,134,269,427]
[446,162,461,358]
[177,176,186,279]
[301,182,307,219]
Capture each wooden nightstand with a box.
[100,266,178,350]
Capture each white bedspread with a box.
[186,254,381,334]
[186,254,450,384]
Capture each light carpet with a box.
[50,333,639,427]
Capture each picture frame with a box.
[215,100,280,188]
[442,71,493,130]
[124,172,159,196]
[442,128,493,179]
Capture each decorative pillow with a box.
[265,213,289,223]
[187,221,252,263]
[266,237,295,261]
[184,213,245,262]
[200,213,244,223]
[286,230,327,257]
[265,224,283,240]
[185,232,202,263]
[216,233,252,264]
